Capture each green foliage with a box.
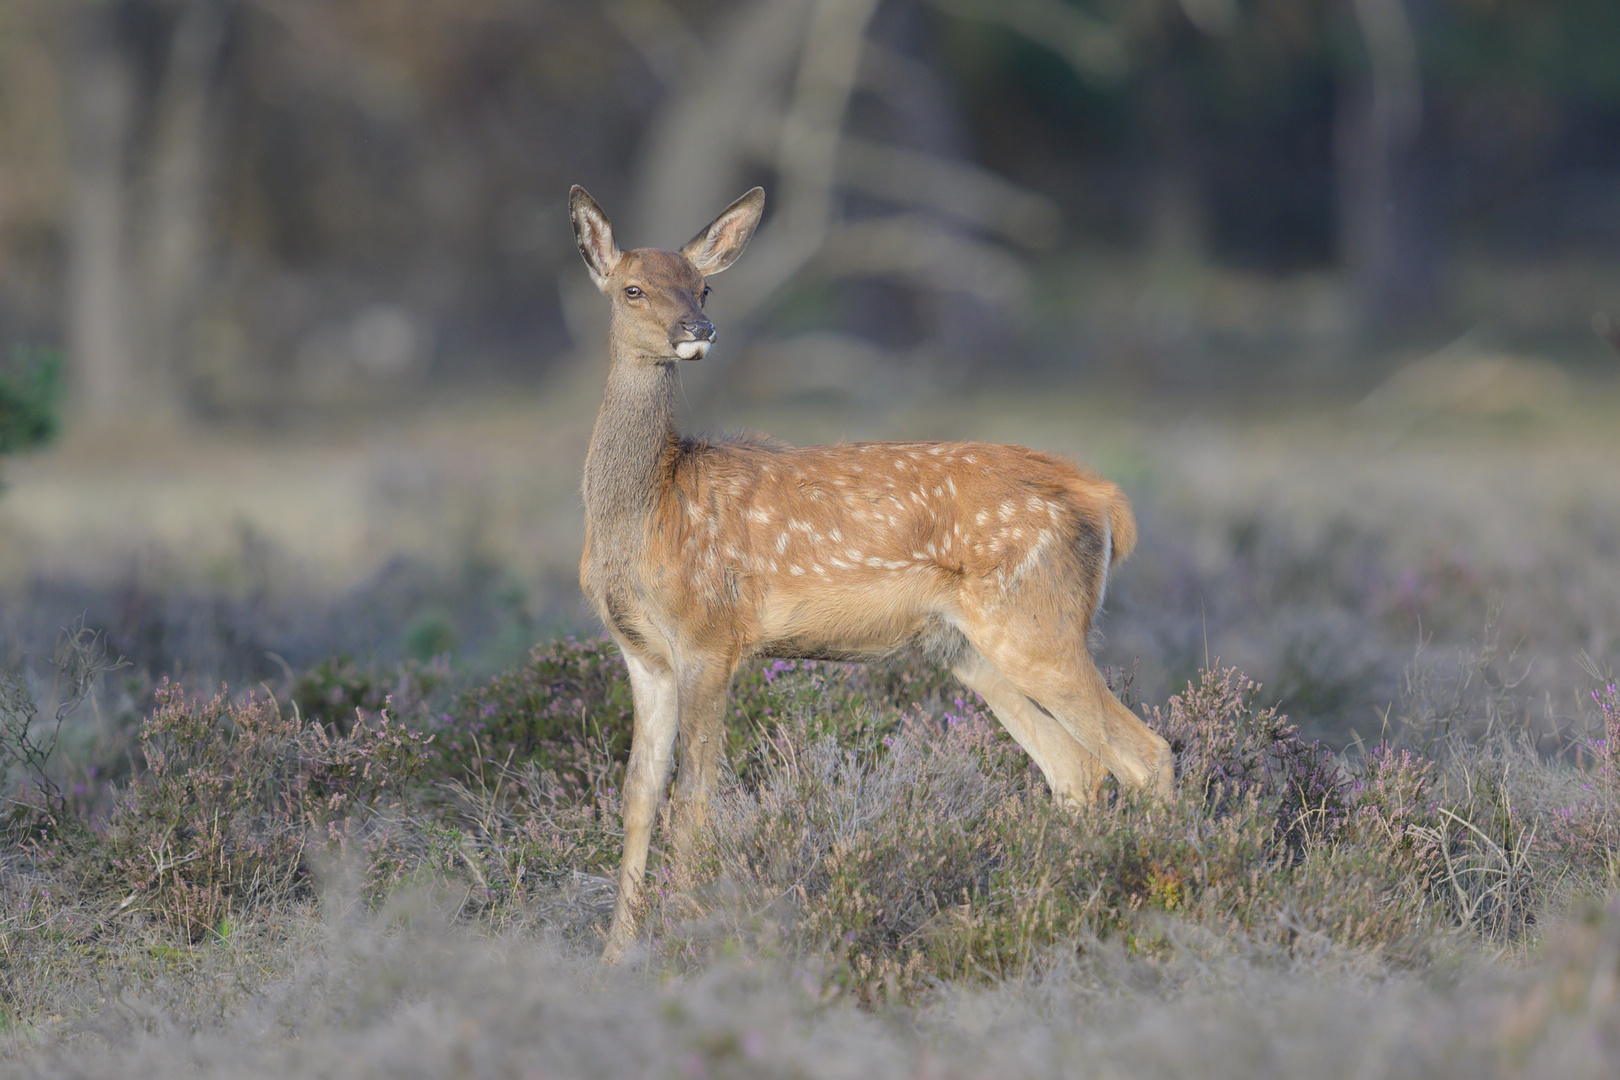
[0,345,61,461]
[403,607,458,661]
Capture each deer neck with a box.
[582,342,679,564]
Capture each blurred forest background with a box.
[2,0,1617,409]
[0,0,1617,737]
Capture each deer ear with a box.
[680,188,764,276]
[570,185,622,291]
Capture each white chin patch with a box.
[674,340,710,360]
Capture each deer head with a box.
[569,185,765,363]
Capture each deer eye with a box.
[624,285,643,299]
[700,286,711,306]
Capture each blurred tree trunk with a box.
[64,0,228,424]
[1336,0,1440,336]
[136,0,229,418]
[1143,55,1208,266]
[65,5,139,422]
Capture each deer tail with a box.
[1103,483,1137,566]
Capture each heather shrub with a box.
[0,627,126,831]
[430,637,635,785]
[1587,677,1620,795]
[1538,677,1620,896]
[669,704,1044,1002]
[660,680,1357,1003]
[1148,666,1349,852]
[68,683,430,938]
[288,654,451,733]
[433,639,931,789]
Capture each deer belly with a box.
[754,578,939,662]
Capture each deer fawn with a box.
[569,184,1173,963]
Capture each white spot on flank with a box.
[846,548,863,561]
[999,502,1015,521]
[925,542,937,557]
[748,507,772,524]
[883,559,907,570]
[929,445,945,455]
[866,556,886,568]
[963,454,976,464]
[975,510,989,526]
[1011,528,1055,585]
[946,477,956,496]
[828,528,842,542]
[932,486,943,498]
[789,564,805,576]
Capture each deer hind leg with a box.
[669,656,733,865]
[952,646,1109,807]
[959,614,1173,798]
[603,650,680,965]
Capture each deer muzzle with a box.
[671,318,715,360]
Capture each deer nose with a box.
[681,318,715,342]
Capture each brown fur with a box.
[568,185,1173,964]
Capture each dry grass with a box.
[6,875,1620,1077]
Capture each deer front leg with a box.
[669,659,733,867]
[603,650,679,965]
